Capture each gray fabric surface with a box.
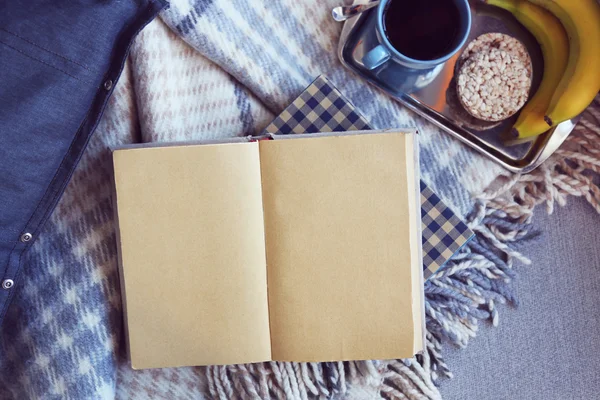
[440,197,600,400]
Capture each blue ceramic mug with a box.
[357,0,472,93]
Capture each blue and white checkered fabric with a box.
[265,75,474,277]
[264,76,370,134]
[420,181,473,277]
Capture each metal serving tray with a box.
[337,0,578,173]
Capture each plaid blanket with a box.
[2,1,600,399]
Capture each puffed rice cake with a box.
[456,47,532,122]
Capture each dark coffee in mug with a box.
[383,0,461,61]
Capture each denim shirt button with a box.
[104,79,113,91]
[20,232,33,242]
[2,279,14,290]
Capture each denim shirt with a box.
[0,0,166,325]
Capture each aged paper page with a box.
[259,132,419,362]
[113,142,271,369]
[404,134,425,353]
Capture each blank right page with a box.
[259,131,420,362]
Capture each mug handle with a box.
[362,45,391,70]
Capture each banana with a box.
[486,0,569,140]
[529,0,600,126]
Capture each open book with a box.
[112,130,424,370]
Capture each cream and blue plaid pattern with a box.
[420,181,473,277]
[264,75,370,134]
[264,75,474,278]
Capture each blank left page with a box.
[113,142,272,369]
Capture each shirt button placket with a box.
[2,232,34,291]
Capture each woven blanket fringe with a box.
[206,97,600,400]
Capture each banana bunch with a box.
[486,0,600,141]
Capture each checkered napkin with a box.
[263,76,370,134]
[419,181,473,277]
[264,75,474,278]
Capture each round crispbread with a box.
[456,47,532,122]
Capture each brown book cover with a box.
[112,129,424,369]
